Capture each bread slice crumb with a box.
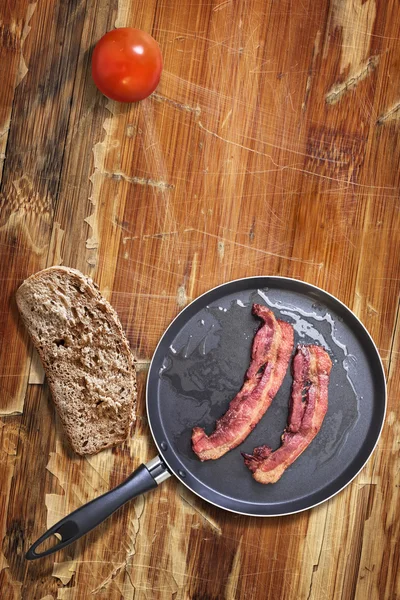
[16,266,137,455]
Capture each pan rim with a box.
[145,276,387,517]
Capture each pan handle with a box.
[25,456,170,560]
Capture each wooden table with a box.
[1,0,399,598]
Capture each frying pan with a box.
[26,277,386,559]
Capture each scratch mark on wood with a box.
[52,560,78,585]
[142,231,178,240]
[83,456,111,487]
[66,98,100,148]
[111,218,134,235]
[0,408,23,416]
[125,124,138,138]
[116,570,136,599]
[84,213,99,249]
[28,348,45,384]
[179,494,222,535]
[213,0,232,12]
[45,441,113,533]
[105,170,175,191]
[225,536,242,599]
[58,588,75,599]
[86,101,117,252]
[377,101,400,125]
[387,299,399,380]
[139,99,177,242]
[91,497,144,595]
[91,562,126,595]
[326,56,379,105]
[188,252,198,299]
[198,121,281,165]
[220,109,232,130]
[306,508,330,600]
[184,228,324,267]
[198,120,338,165]
[217,240,225,261]
[48,221,64,266]
[135,359,151,372]
[324,0,376,73]
[114,0,129,28]
[290,167,395,190]
[302,30,321,111]
[177,284,188,308]
[16,3,37,87]
[366,303,378,316]
[249,217,255,242]
[151,92,201,117]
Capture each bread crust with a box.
[16,266,137,455]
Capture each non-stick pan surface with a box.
[147,277,386,516]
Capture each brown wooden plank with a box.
[1,386,61,599]
[0,0,400,598]
[0,0,32,184]
[0,0,88,414]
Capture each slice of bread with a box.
[16,266,137,455]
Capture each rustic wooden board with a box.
[0,0,399,598]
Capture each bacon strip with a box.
[192,304,294,461]
[243,345,332,484]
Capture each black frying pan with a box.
[26,277,386,559]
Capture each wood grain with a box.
[0,0,399,598]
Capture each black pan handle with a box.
[25,456,170,560]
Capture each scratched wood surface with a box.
[0,0,399,598]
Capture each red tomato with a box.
[92,28,163,103]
